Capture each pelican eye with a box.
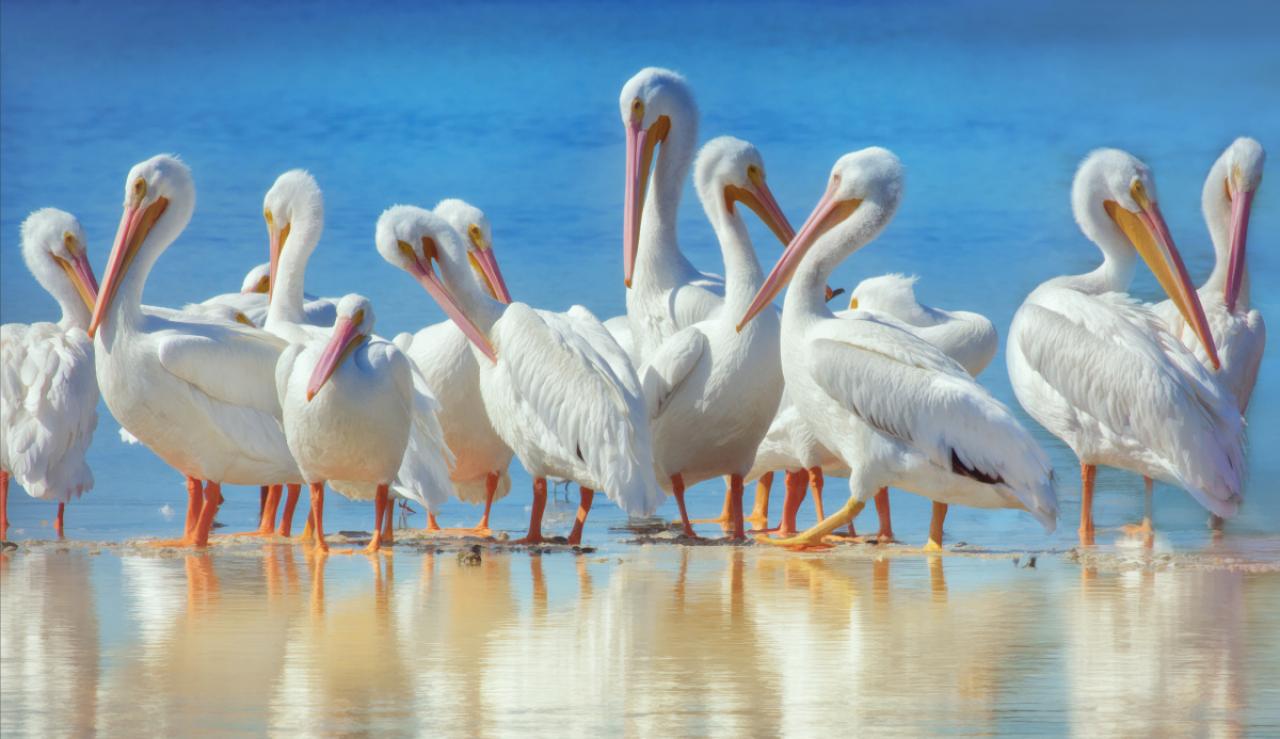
[746,164,764,188]
[631,98,644,123]
[264,208,274,226]
[468,224,486,251]
[352,308,365,326]
[62,231,80,255]
[1129,179,1151,210]
[133,178,147,200]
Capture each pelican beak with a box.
[623,109,670,288]
[827,286,845,303]
[267,216,291,303]
[307,312,364,401]
[402,239,498,363]
[53,245,99,314]
[737,180,862,332]
[1105,186,1220,369]
[727,169,795,245]
[89,197,169,338]
[466,230,513,304]
[846,295,858,310]
[1224,183,1255,314]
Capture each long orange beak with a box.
[1106,196,1220,369]
[470,248,512,304]
[737,181,861,332]
[728,172,795,245]
[404,243,498,363]
[306,314,362,401]
[623,115,668,288]
[89,197,168,337]
[54,249,99,313]
[1225,186,1254,314]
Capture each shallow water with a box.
[2,544,1278,736]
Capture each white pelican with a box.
[261,170,454,539]
[1,209,99,539]
[1007,148,1245,544]
[376,206,663,544]
[738,147,1058,549]
[640,136,789,539]
[1156,138,1265,411]
[276,295,413,552]
[89,154,302,547]
[182,263,337,329]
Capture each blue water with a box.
[2,0,1278,547]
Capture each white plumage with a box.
[261,170,454,516]
[90,155,302,548]
[1,209,100,538]
[185,262,338,329]
[377,206,663,544]
[1007,148,1244,541]
[639,137,788,538]
[739,147,1058,549]
[1154,137,1265,413]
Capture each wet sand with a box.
[2,534,1278,736]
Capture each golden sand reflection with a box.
[0,547,1276,735]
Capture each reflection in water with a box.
[1,548,1277,735]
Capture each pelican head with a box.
[1074,148,1220,368]
[89,154,196,337]
[20,208,98,323]
[620,67,697,287]
[307,293,374,401]
[847,273,921,315]
[1207,137,1264,313]
[738,147,904,331]
[263,169,324,302]
[375,205,499,362]
[694,136,794,245]
[241,263,271,294]
[434,198,512,303]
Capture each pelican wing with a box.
[0,323,97,501]
[808,317,1056,523]
[1011,289,1244,514]
[495,303,662,515]
[638,326,707,419]
[156,325,288,417]
[394,354,457,510]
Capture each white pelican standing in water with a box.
[377,206,663,544]
[261,170,454,539]
[746,275,999,540]
[738,148,1058,549]
[277,295,413,553]
[1,209,100,539]
[1007,149,1244,544]
[640,137,789,539]
[392,198,516,535]
[90,155,302,547]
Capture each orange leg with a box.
[183,476,204,541]
[874,487,894,542]
[1079,463,1096,546]
[472,472,499,535]
[307,482,328,552]
[808,467,826,521]
[1,470,10,541]
[747,471,773,529]
[513,477,548,545]
[426,512,441,532]
[381,494,395,544]
[671,474,698,538]
[567,486,595,545]
[191,481,223,548]
[691,476,735,525]
[258,485,282,534]
[924,502,948,551]
[727,474,746,541]
[768,469,809,535]
[54,503,65,539]
[366,485,389,554]
[258,486,268,522]
[277,484,302,537]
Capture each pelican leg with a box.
[381,494,395,544]
[727,475,746,541]
[746,471,773,529]
[54,503,65,539]
[924,502,948,551]
[772,469,809,535]
[1079,463,1096,546]
[754,497,867,550]
[426,512,442,532]
[0,470,8,540]
[691,476,735,525]
[874,487,895,542]
[366,485,389,554]
[808,467,826,521]
[1122,477,1155,546]
[258,486,268,522]
[277,484,302,537]
[259,485,282,534]
[513,477,548,545]
[192,481,223,548]
[307,482,328,552]
[471,472,499,536]
[567,486,595,545]
[671,474,698,539]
